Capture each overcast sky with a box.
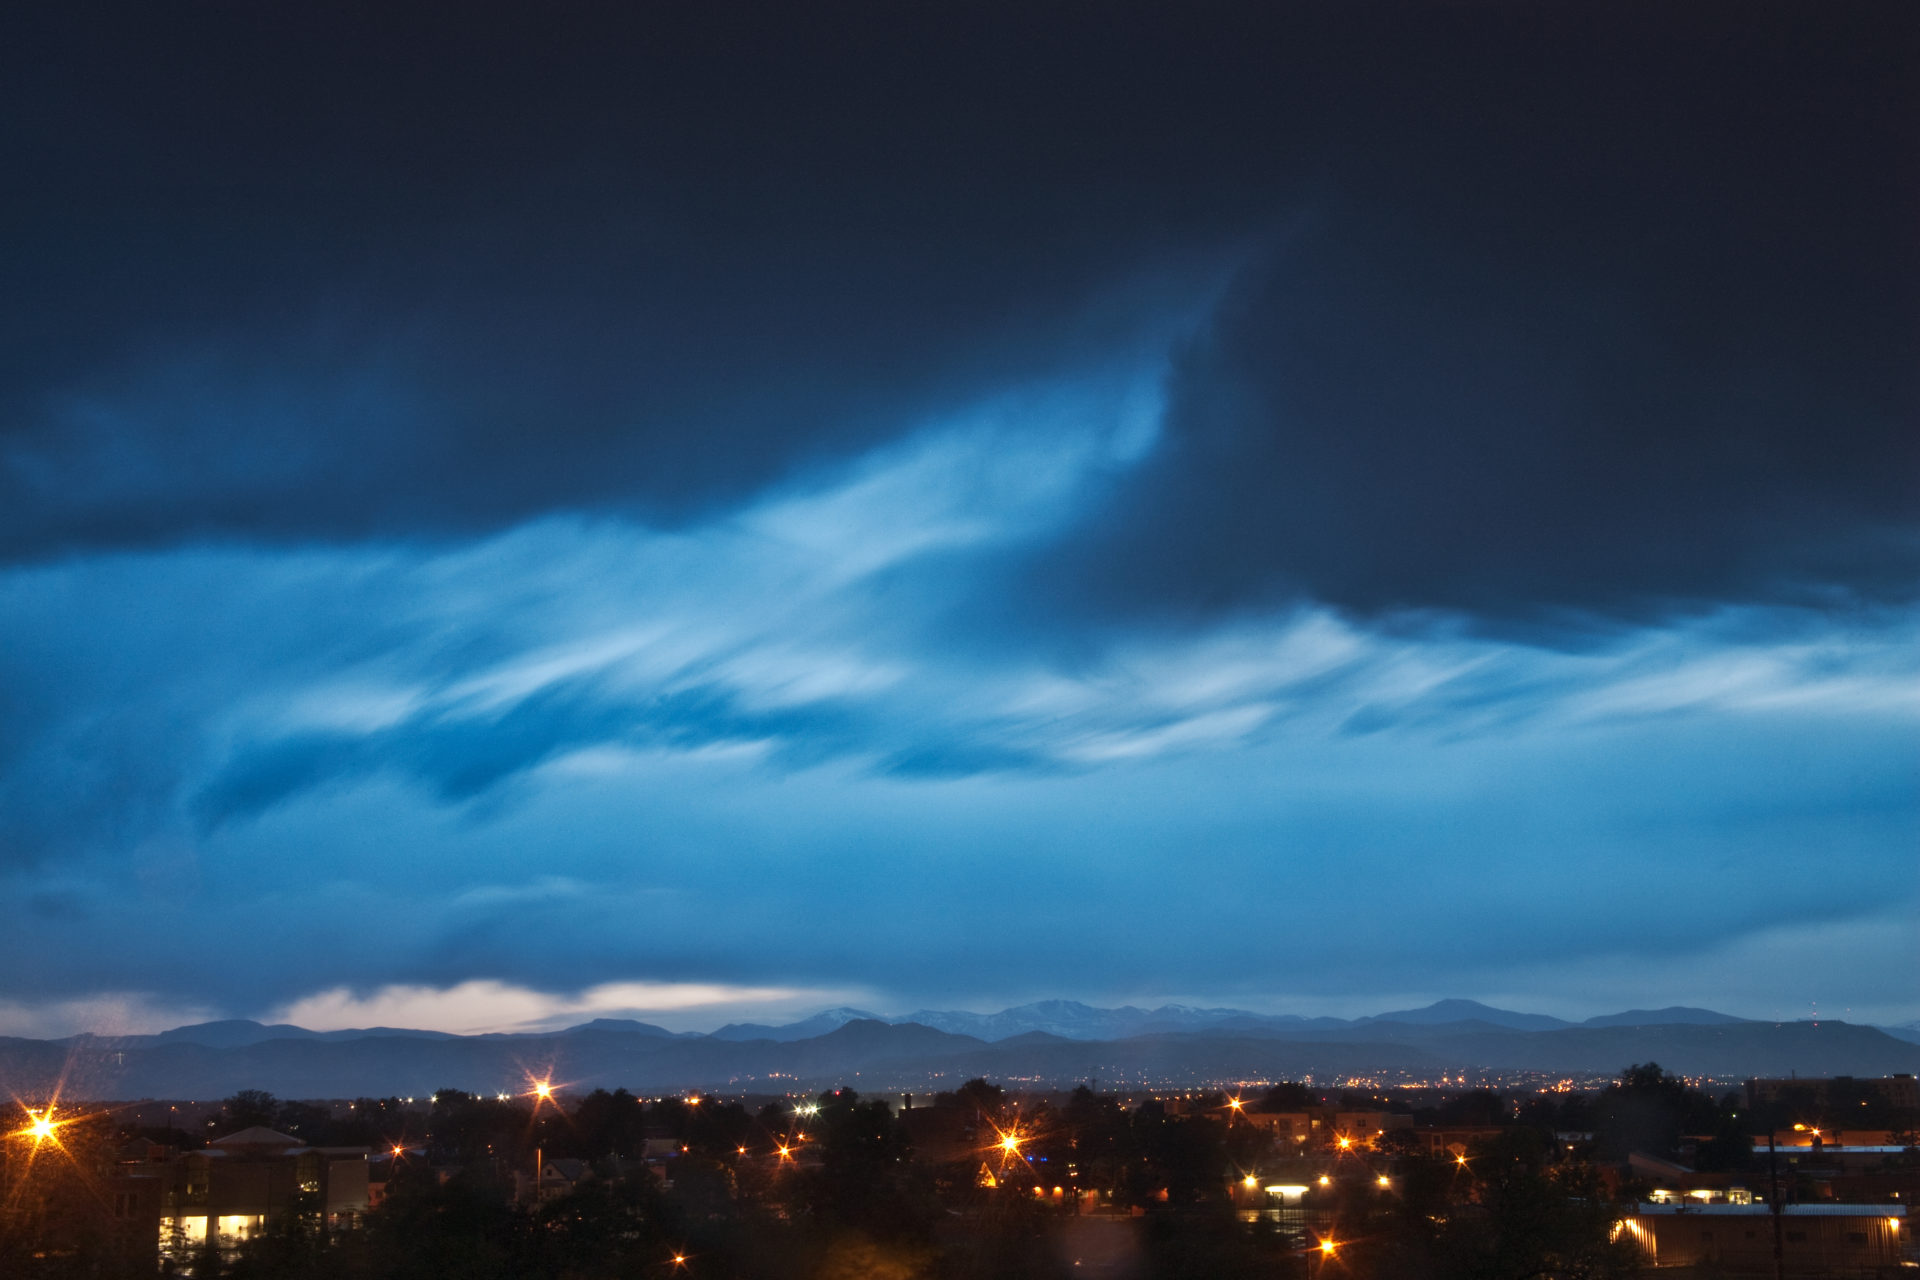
[1,2,1914,1037]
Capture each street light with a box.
[14,1106,65,1149]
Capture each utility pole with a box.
[1767,1129,1783,1280]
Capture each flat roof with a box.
[1634,1203,1906,1217]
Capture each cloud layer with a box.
[0,2,1912,1034]
[0,386,1912,1029]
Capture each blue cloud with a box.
[0,400,1911,1025]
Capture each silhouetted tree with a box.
[570,1088,644,1158]
[221,1090,279,1133]
[1256,1081,1316,1111]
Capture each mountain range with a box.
[2,1000,1914,1100]
[714,999,1762,1043]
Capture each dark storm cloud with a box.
[0,0,1262,554]
[6,2,1910,623]
[1033,201,1918,623]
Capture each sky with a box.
[0,2,1915,1038]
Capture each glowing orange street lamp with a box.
[15,1106,64,1148]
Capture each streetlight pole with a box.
[1767,1130,1783,1280]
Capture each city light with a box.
[1320,1238,1338,1256]
[13,1105,66,1149]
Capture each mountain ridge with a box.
[58,998,1794,1052]
[5,999,1914,1099]
[2,1015,1911,1100]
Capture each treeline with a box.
[192,1081,1640,1280]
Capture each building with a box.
[1632,1153,1757,1206]
[1615,1203,1910,1275]
[1415,1125,1507,1157]
[1244,1107,1413,1148]
[156,1127,369,1265]
[1244,1110,1314,1141]
[1765,1127,1910,1149]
